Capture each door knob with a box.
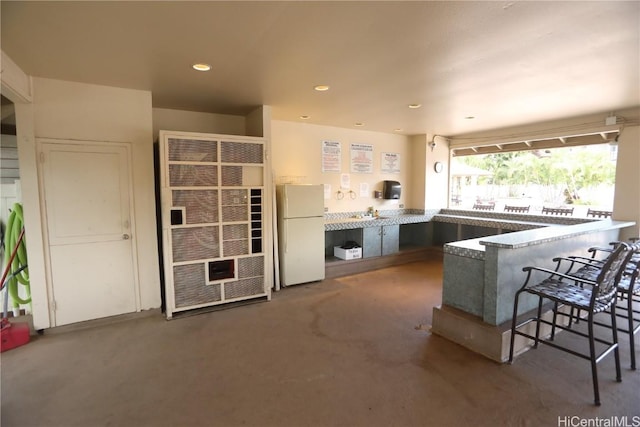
[123,234,131,240]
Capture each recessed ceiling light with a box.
[355,122,364,127]
[192,63,211,71]
[300,115,310,120]
[314,85,330,91]
[408,103,421,109]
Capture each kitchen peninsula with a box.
[325,208,635,362]
[431,215,635,362]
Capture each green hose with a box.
[3,203,31,308]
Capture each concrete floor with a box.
[2,259,639,426]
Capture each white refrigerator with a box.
[276,184,326,286]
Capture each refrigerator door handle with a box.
[284,222,288,253]
[284,195,288,218]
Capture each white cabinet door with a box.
[40,141,138,326]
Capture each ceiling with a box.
[1,1,639,137]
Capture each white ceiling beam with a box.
[1,50,33,103]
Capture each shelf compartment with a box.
[208,259,235,281]
[168,138,217,162]
[169,164,218,187]
[172,189,218,224]
[173,263,222,308]
[221,141,263,164]
[171,226,220,262]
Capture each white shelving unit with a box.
[159,131,268,319]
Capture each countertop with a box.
[325,210,636,256]
[325,213,436,231]
[443,237,486,260]
[444,219,635,260]
[432,213,558,231]
[479,218,635,249]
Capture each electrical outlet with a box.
[324,207,329,212]
[399,204,404,208]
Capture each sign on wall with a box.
[350,143,373,173]
[381,152,401,174]
[340,173,351,189]
[322,140,341,172]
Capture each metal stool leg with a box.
[587,312,601,406]
[509,290,523,363]
[627,294,637,370]
[534,296,543,348]
[610,302,622,382]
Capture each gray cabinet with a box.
[363,225,399,258]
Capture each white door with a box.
[39,141,138,326]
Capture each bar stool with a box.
[509,243,632,405]
[554,242,640,369]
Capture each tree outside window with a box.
[450,144,616,216]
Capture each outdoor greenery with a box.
[455,144,616,206]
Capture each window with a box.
[450,143,617,216]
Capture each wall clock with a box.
[434,162,444,173]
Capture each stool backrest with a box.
[587,209,612,218]
[595,242,632,303]
[504,205,530,213]
[542,207,574,216]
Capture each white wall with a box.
[424,135,450,210]
[272,120,417,213]
[409,134,428,210]
[613,125,640,239]
[152,108,246,141]
[23,77,161,328]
